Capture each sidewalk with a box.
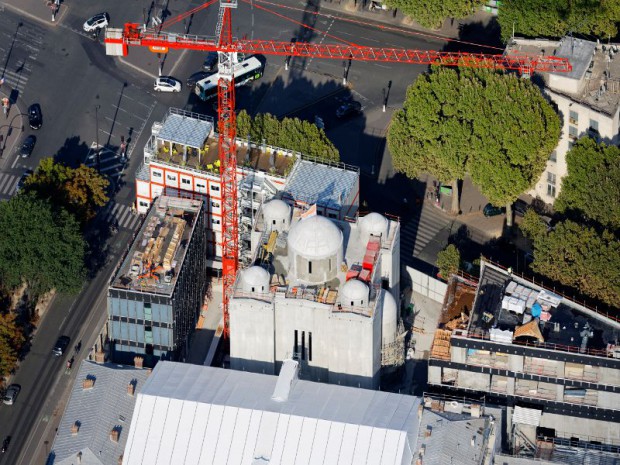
[0,89,25,169]
[2,0,68,27]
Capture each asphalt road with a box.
[0,1,499,463]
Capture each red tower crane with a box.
[105,1,571,338]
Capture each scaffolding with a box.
[381,320,406,367]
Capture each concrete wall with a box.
[536,411,620,443]
[406,266,447,303]
[229,298,275,374]
[458,370,490,391]
[508,354,524,372]
[596,390,620,410]
[599,365,620,386]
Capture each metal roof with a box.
[414,410,490,465]
[49,361,151,465]
[157,111,213,149]
[123,361,421,465]
[284,159,358,210]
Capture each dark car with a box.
[513,199,529,217]
[52,335,70,356]
[2,385,20,406]
[19,135,36,158]
[186,70,211,88]
[28,103,42,129]
[483,203,504,217]
[1,436,10,453]
[336,100,362,119]
[203,52,218,72]
[15,168,33,192]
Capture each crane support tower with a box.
[104,2,572,339]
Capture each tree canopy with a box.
[554,137,620,232]
[384,0,485,30]
[236,110,339,162]
[23,158,109,225]
[388,66,560,218]
[0,311,25,379]
[498,0,620,42]
[436,244,461,278]
[0,194,86,295]
[527,220,620,307]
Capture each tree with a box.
[388,66,560,219]
[236,110,339,162]
[519,208,548,242]
[385,0,485,30]
[437,244,461,278]
[498,0,620,42]
[23,158,109,225]
[0,312,25,378]
[529,220,620,307]
[467,69,561,225]
[0,195,86,296]
[554,137,620,232]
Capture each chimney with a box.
[470,403,482,418]
[127,380,136,396]
[134,356,144,368]
[71,421,80,435]
[82,377,95,390]
[110,427,120,443]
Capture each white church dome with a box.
[360,212,388,238]
[341,279,369,306]
[382,290,398,346]
[262,199,291,231]
[240,266,270,293]
[288,215,343,260]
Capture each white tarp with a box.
[512,406,542,426]
[490,328,514,343]
[538,289,562,307]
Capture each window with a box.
[211,201,220,208]
[328,213,337,219]
[308,261,312,274]
[547,172,556,184]
[152,170,162,178]
[569,110,578,124]
[212,218,221,225]
[166,174,177,182]
[568,141,574,150]
[308,332,312,361]
[211,184,220,192]
[139,200,149,208]
[181,177,191,185]
[549,151,557,162]
[589,118,599,132]
[294,330,298,358]
[568,125,578,140]
[301,331,305,360]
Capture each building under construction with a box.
[428,260,620,457]
[107,195,208,365]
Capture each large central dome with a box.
[288,215,343,260]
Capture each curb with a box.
[1,1,69,28]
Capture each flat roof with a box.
[109,196,203,296]
[507,37,620,115]
[156,108,213,149]
[122,361,421,465]
[467,262,620,357]
[49,361,150,465]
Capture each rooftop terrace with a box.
[465,261,620,358]
[507,38,620,116]
[110,196,202,296]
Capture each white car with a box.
[154,76,182,93]
[83,13,109,32]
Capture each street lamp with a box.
[95,104,101,169]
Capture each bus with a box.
[195,56,264,101]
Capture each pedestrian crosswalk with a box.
[400,206,453,267]
[0,172,18,198]
[85,143,126,181]
[102,201,142,231]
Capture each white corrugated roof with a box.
[512,406,542,426]
[122,361,420,465]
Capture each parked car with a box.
[52,335,70,356]
[2,385,20,406]
[186,71,211,88]
[203,52,218,72]
[83,13,109,33]
[15,168,33,192]
[154,76,181,93]
[1,436,10,453]
[28,103,42,130]
[19,135,36,158]
[483,203,504,217]
[335,100,362,119]
[513,199,529,217]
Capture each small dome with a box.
[341,279,369,306]
[240,266,270,293]
[382,290,398,346]
[360,212,388,238]
[262,199,290,227]
[288,215,342,260]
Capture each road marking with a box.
[373,63,391,69]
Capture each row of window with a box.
[568,110,599,133]
[151,170,221,193]
[294,329,313,362]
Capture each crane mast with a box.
[104,3,572,340]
